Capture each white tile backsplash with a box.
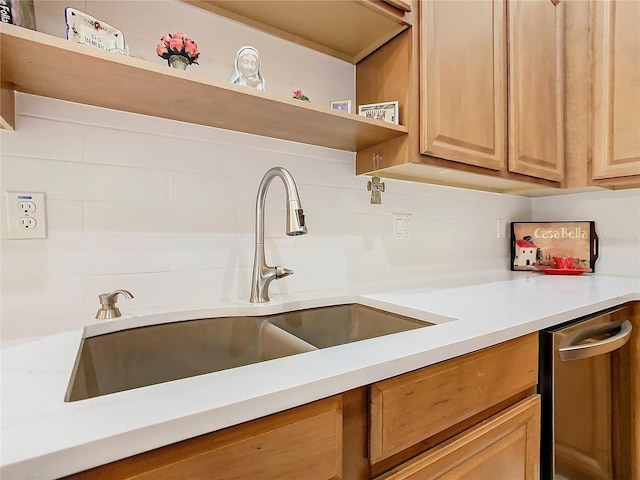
[532,189,640,277]
[1,1,638,340]
[1,89,532,340]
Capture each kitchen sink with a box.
[268,303,429,349]
[65,304,432,402]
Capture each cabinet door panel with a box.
[420,0,507,170]
[375,395,541,480]
[592,0,640,179]
[66,397,343,480]
[508,0,564,181]
[370,334,538,464]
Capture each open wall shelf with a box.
[0,24,407,152]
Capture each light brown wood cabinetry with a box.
[369,333,539,475]
[357,0,564,194]
[564,0,640,189]
[592,0,640,183]
[182,0,411,64]
[420,0,507,171]
[375,395,541,480]
[507,0,564,181]
[65,395,344,480]
[420,0,565,181]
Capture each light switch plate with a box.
[6,192,47,239]
[392,213,411,240]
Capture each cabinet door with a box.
[592,0,640,180]
[420,0,507,170]
[65,396,343,480]
[508,0,564,181]
[370,333,538,464]
[375,395,541,480]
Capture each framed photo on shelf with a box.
[330,100,352,113]
[358,101,398,125]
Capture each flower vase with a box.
[168,55,190,71]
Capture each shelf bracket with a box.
[1,81,16,130]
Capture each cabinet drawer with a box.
[66,396,343,480]
[370,333,538,463]
[375,395,541,479]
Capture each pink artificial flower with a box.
[294,90,303,98]
[168,35,185,52]
[157,32,200,66]
[184,39,199,58]
[156,42,168,56]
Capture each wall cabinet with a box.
[564,0,640,189]
[592,0,640,183]
[421,0,563,183]
[357,0,564,194]
[507,0,564,182]
[420,0,507,172]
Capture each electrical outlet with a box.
[393,213,412,240]
[6,192,47,239]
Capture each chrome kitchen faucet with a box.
[250,167,307,303]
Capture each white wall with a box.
[32,0,355,105]
[1,86,533,340]
[2,1,637,342]
[532,190,640,277]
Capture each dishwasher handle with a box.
[559,320,632,361]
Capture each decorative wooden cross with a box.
[367,176,385,204]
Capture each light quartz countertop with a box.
[2,272,639,479]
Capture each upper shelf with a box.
[182,0,412,63]
[0,23,408,152]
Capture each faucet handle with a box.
[96,289,134,320]
[275,266,293,279]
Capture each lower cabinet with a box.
[64,396,344,480]
[368,333,539,478]
[374,396,541,480]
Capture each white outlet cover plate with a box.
[392,213,412,240]
[6,192,47,239]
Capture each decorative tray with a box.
[510,221,599,272]
[64,7,124,52]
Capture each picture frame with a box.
[330,100,351,113]
[358,101,399,125]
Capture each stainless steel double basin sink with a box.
[65,304,432,402]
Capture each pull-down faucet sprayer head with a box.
[286,200,307,236]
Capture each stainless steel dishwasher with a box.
[539,306,633,480]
